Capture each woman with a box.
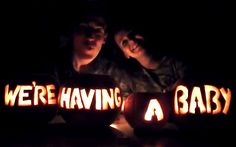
[114,27,186,93]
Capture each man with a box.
[55,14,132,96]
[51,14,130,124]
[71,15,107,72]
[55,14,106,79]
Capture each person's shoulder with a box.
[162,56,187,79]
[53,50,74,81]
[93,55,112,66]
[159,56,185,67]
[157,56,174,66]
[92,55,120,74]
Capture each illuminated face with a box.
[73,18,107,64]
[114,30,145,59]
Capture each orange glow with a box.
[174,85,188,115]
[220,88,231,114]
[4,82,57,107]
[121,100,125,112]
[70,88,83,109]
[144,99,164,122]
[95,89,102,110]
[59,87,72,109]
[205,85,221,114]
[18,86,33,106]
[47,85,57,105]
[102,89,115,110]
[114,87,122,108]
[175,85,232,115]
[33,82,57,105]
[204,85,219,113]
[110,115,133,137]
[189,87,206,114]
[32,81,36,87]
[81,89,95,110]
[4,85,20,106]
[34,85,47,105]
[58,87,119,110]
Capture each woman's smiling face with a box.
[114,30,145,59]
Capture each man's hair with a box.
[84,14,107,31]
[72,11,107,34]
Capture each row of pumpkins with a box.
[0,74,234,130]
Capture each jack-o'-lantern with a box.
[172,78,235,131]
[58,74,123,127]
[123,93,170,131]
[0,74,58,127]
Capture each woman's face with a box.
[114,30,145,59]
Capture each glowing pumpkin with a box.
[0,74,58,127]
[123,93,170,130]
[174,85,231,115]
[173,81,235,130]
[58,74,123,127]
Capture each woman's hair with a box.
[113,23,165,61]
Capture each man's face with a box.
[73,18,107,63]
[114,30,145,59]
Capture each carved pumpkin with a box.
[123,93,170,130]
[58,74,123,127]
[172,79,235,131]
[0,74,58,127]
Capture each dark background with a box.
[1,1,236,146]
[1,0,232,81]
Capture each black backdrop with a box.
[1,1,236,146]
[1,0,232,82]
